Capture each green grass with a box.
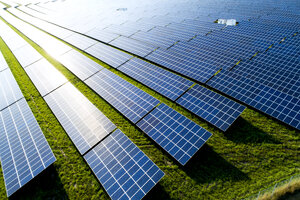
[0,15,299,200]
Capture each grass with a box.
[256,176,300,200]
[0,13,299,200]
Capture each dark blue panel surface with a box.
[137,103,212,165]
[118,58,194,101]
[84,129,164,200]
[176,85,246,131]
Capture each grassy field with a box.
[0,15,299,200]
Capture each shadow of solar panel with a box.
[84,129,164,200]
[176,85,246,131]
[0,69,24,111]
[85,28,119,43]
[64,33,98,50]
[44,83,116,155]
[85,69,160,123]
[118,58,194,101]
[207,70,300,130]
[85,42,133,68]
[0,99,56,197]
[57,49,102,81]
[146,48,219,83]
[25,59,68,97]
[110,36,158,57]
[137,103,212,165]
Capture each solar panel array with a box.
[85,69,160,124]
[84,129,164,200]
[177,85,246,131]
[137,104,212,165]
[0,99,56,197]
[118,57,194,101]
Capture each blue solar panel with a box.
[84,28,119,43]
[84,129,164,200]
[44,83,116,155]
[176,85,246,131]
[63,33,98,50]
[131,31,177,49]
[104,24,140,37]
[146,48,219,83]
[118,58,194,101]
[137,103,212,165]
[207,70,300,130]
[0,99,56,197]
[84,69,160,123]
[85,42,133,68]
[24,59,68,97]
[110,36,158,57]
[0,69,24,111]
[57,49,102,81]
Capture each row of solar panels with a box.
[0,52,56,197]
[7,7,246,132]
[0,15,166,200]
[17,2,300,131]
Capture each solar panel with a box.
[104,24,139,37]
[12,45,43,68]
[57,49,102,81]
[119,57,194,101]
[84,129,164,200]
[207,70,300,130]
[176,84,246,131]
[146,48,219,83]
[44,82,116,155]
[84,28,120,43]
[63,33,98,50]
[110,36,158,57]
[85,42,133,68]
[0,99,56,197]
[2,36,28,52]
[0,51,8,72]
[84,69,160,123]
[137,103,212,165]
[0,69,24,111]
[24,59,68,97]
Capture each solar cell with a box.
[0,69,24,111]
[0,99,56,197]
[63,33,98,50]
[2,36,28,52]
[0,51,8,72]
[137,103,212,165]
[104,24,139,37]
[176,85,246,131]
[119,57,194,101]
[44,82,116,155]
[110,36,158,57]
[57,49,102,81]
[12,45,43,68]
[84,129,164,200]
[25,59,68,97]
[84,69,160,123]
[85,42,133,68]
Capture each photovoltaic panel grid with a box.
[137,103,212,165]
[25,59,68,97]
[118,57,194,101]
[207,70,300,130]
[63,33,98,50]
[12,45,43,68]
[44,82,116,155]
[176,85,246,131]
[0,68,24,111]
[84,69,160,124]
[85,42,133,68]
[57,49,103,81]
[84,129,164,200]
[0,99,56,197]
[0,49,9,72]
